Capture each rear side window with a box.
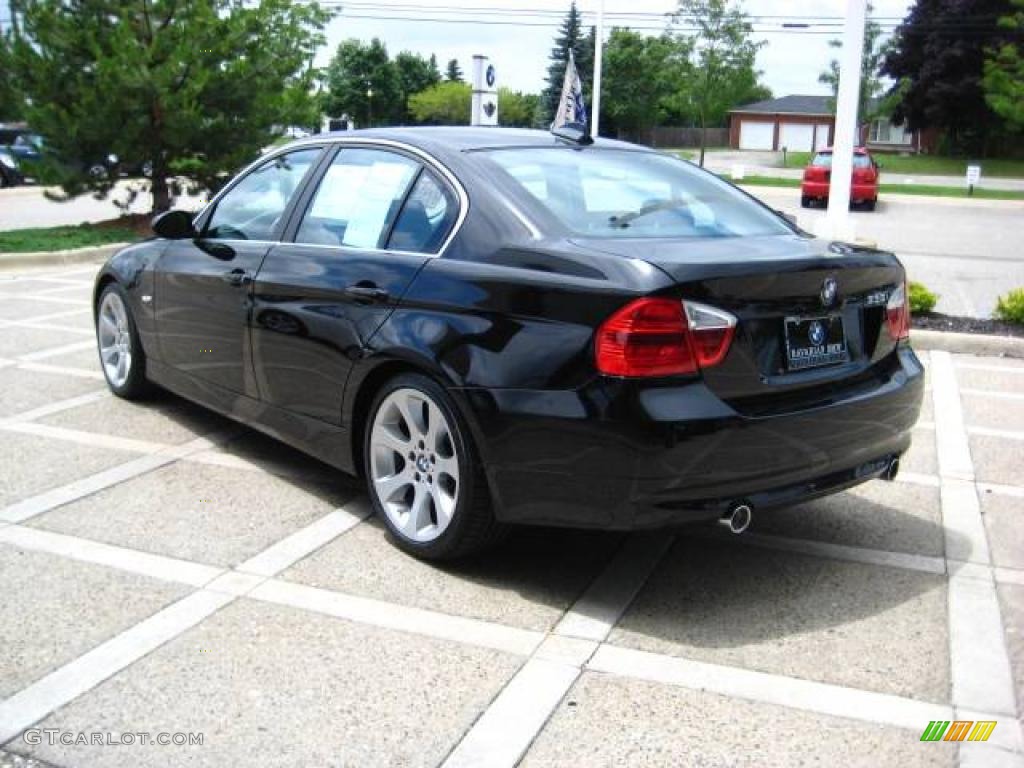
[295,148,418,249]
[482,147,790,239]
[387,171,457,253]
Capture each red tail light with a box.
[886,281,910,341]
[595,298,737,378]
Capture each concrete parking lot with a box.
[0,263,1022,767]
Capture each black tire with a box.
[363,372,505,560]
[95,282,152,399]
[864,199,877,212]
[800,195,811,208]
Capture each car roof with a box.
[298,126,646,154]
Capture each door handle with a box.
[344,285,390,304]
[222,268,249,287]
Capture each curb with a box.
[912,328,1024,360]
[0,243,130,272]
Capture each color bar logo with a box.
[920,720,997,742]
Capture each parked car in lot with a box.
[4,131,124,182]
[0,146,23,187]
[93,127,923,560]
[801,147,880,211]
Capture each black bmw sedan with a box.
[93,127,924,560]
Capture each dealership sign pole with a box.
[591,0,605,136]
[824,0,868,241]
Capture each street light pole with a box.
[366,82,373,128]
[591,0,604,136]
[824,0,867,241]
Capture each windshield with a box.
[479,148,791,239]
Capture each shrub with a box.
[908,281,938,314]
[995,288,1024,324]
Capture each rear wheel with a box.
[800,195,811,208]
[96,283,150,399]
[864,199,877,212]
[364,373,504,560]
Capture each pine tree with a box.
[445,58,464,82]
[540,2,595,126]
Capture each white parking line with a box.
[0,389,110,424]
[0,525,224,587]
[961,388,1024,401]
[554,533,674,641]
[0,292,89,307]
[442,532,674,768]
[1,320,94,337]
[956,363,1024,374]
[979,482,1024,500]
[0,430,236,524]
[896,471,941,488]
[18,340,97,362]
[0,590,234,745]
[0,421,167,454]
[932,350,1018,721]
[16,361,104,381]
[588,644,962,733]
[441,658,581,768]
[969,426,1024,442]
[236,500,370,577]
[707,529,947,575]
[931,351,974,481]
[248,578,543,657]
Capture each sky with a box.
[313,0,915,98]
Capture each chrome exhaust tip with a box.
[884,457,900,482]
[719,503,753,535]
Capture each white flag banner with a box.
[552,50,587,130]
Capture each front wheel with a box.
[800,195,811,208]
[864,199,877,212]
[96,283,151,399]
[364,373,504,560]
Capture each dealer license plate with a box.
[784,315,849,370]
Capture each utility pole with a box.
[824,0,867,242]
[591,0,604,136]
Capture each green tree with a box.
[602,29,692,140]
[395,51,441,123]
[409,81,470,125]
[0,32,23,121]
[674,0,765,166]
[882,0,1013,153]
[445,58,463,82]
[540,1,595,127]
[983,0,1024,132]
[497,88,540,127]
[324,38,400,128]
[6,0,328,212]
[818,4,886,127]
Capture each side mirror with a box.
[152,210,196,240]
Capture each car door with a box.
[155,147,323,398]
[251,144,460,424]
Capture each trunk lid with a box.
[573,233,906,412]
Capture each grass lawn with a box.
[0,218,145,253]
[781,150,1024,178]
[732,174,1024,201]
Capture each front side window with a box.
[481,148,790,239]
[295,148,419,249]
[205,148,321,241]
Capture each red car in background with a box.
[801,147,880,211]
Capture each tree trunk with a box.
[699,116,707,168]
[151,173,171,215]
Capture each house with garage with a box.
[727,94,937,153]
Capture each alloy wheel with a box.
[369,387,460,543]
[97,291,132,388]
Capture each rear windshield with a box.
[478,147,791,239]
[812,152,872,169]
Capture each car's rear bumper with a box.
[802,181,878,201]
[461,345,924,530]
